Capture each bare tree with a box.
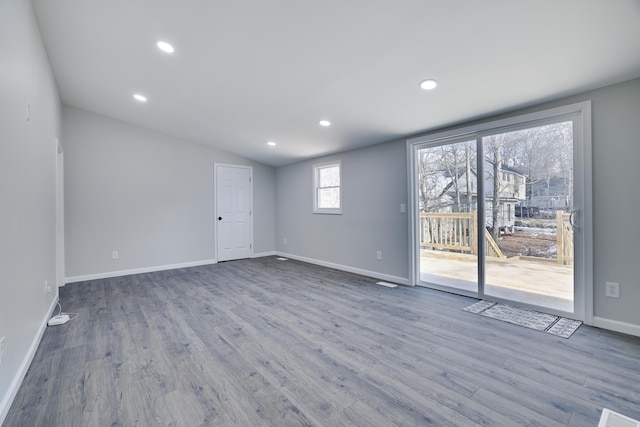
[485,133,505,241]
[418,148,449,212]
[418,140,478,215]
[465,142,474,212]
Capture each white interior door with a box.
[215,164,252,262]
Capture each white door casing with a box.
[407,101,592,322]
[56,139,65,287]
[215,164,253,262]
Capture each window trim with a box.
[313,160,342,214]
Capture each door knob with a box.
[218,217,222,220]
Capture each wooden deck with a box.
[420,249,573,312]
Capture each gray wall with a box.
[0,0,61,421]
[275,78,640,330]
[276,140,409,281]
[63,106,275,279]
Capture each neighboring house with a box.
[518,177,572,216]
[486,163,527,232]
[422,160,526,232]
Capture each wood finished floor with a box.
[4,257,640,426]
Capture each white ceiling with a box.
[32,0,640,167]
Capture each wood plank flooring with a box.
[4,257,640,426]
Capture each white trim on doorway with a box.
[56,138,65,288]
[407,101,593,324]
[214,163,254,262]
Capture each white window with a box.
[313,161,342,214]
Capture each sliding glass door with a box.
[482,123,574,312]
[408,102,591,320]
[418,139,479,296]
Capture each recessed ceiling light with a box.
[267,141,276,146]
[419,79,438,90]
[133,93,147,102]
[319,120,331,127]
[156,41,174,53]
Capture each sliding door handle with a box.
[569,210,579,229]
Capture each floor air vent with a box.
[599,409,640,427]
[376,281,398,288]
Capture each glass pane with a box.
[318,188,340,209]
[418,140,478,293]
[319,165,340,187]
[483,122,574,312]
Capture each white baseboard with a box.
[65,259,217,283]
[592,316,640,338]
[252,251,276,258]
[276,252,410,286]
[0,296,59,425]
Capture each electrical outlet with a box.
[376,251,382,261]
[44,279,52,295]
[606,282,620,298]
[112,251,119,260]
[283,238,287,245]
[0,336,5,365]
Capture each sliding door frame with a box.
[407,101,593,324]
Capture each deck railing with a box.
[557,211,574,266]
[420,211,477,254]
[420,210,574,264]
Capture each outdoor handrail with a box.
[420,210,573,264]
[557,211,574,266]
[419,211,477,254]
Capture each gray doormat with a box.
[463,300,582,338]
